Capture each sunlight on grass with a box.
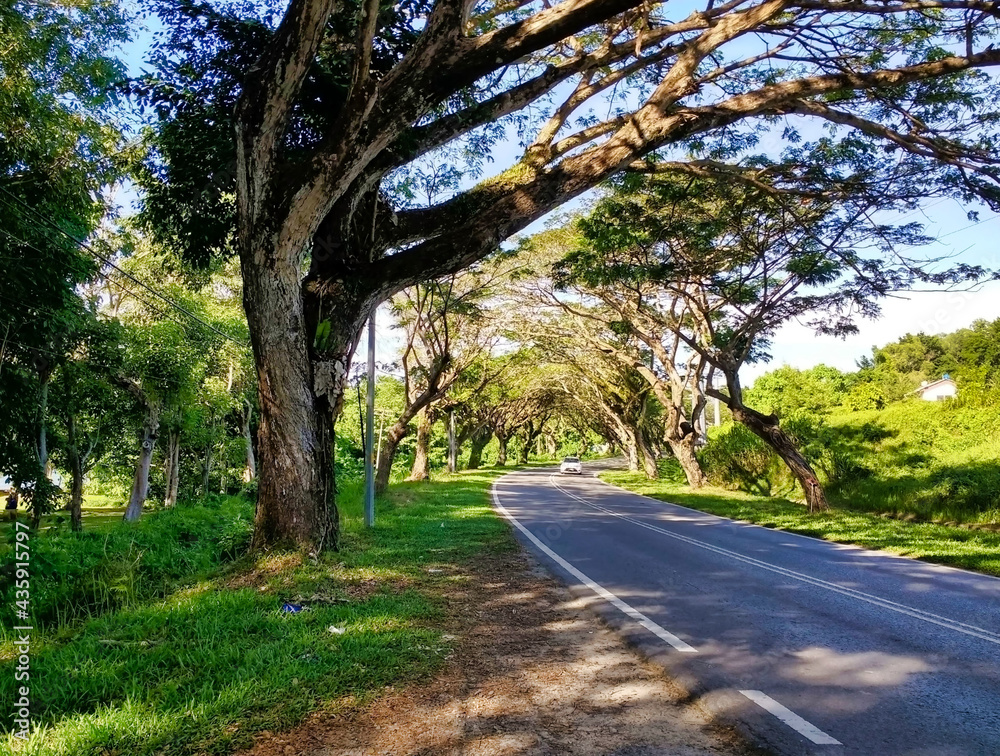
[0,469,516,756]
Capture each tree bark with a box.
[69,448,83,532]
[518,423,545,465]
[518,437,530,465]
[636,429,659,480]
[242,253,340,552]
[376,407,419,493]
[467,428,491,469]
[164,428,180,507]
[446,411,457,473]
[666,434,705,487]
[242,404,256,482]
[124,408,159,522]
[545,431,557,457]
[729,404,828,512]
[30,379,50,530]
[495,433,509,466]
[407,407,433,481]
[713,368,827,512]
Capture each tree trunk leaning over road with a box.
[710,372,828,512]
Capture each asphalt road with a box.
[492,464,1000,756]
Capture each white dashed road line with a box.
[548,475,1000,647]
[491,482,698,653]
[740,691,842,745]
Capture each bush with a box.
[844,382,887,411]
[702,423,783,495]
[0,498,253,629]
[702,401,1000,524]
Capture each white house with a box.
[913,376,958,402]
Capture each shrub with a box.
[0,498,253,629]
[844,382,887,411]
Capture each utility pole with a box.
[447,410,457,473]
[364,312,376,528]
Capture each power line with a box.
[0,222,224,343]
[0,189,247,346]
[935,213,999,240]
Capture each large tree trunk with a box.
[407,407,433,481]
[545,431,557,457]
[467,428,490,469]
[518,424,545,465]
[666,435,705,487]
[124,409,159,522]
[376,379,441,491]
[620,428,639,471]
[636,429,659,480]
[241,253,339,551]
[729,404,828,512]
[717,368,827,512]
[376,412,415,493]
[495,433,509,466]
[164,428,180,507]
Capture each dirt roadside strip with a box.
[237,543,759,756]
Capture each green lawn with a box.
[601,468,1000,577]
[0,470,514,756]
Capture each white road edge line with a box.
[740,691,842,745]
[491,481,698,653]
[548,475,1000,647]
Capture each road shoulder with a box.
[238,523,756,756]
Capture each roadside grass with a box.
[601,463,1000,577]
[0,508,127,539]
[0,469,514,756]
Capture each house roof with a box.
[911,377,957,395]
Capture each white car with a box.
[559,457,582,474]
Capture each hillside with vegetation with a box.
[705,322,1000,526]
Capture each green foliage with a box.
[0,471,514,755]
[844,381,888,412]
[745,365,853,417]
[0,497,252,628]
[704,401,1000,525]
[602,469,1000,576]
[0,0,131,498]
[702,423,782,495]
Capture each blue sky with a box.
[117,6,1000,385]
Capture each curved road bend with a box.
[492,465,1000,756]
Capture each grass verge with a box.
[601,466,1000,577]
[0,469,515,756]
